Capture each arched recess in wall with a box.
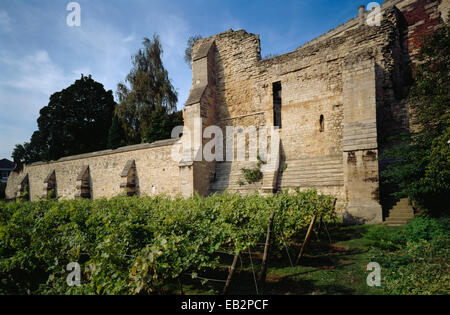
[76,165,91,199]
[44,170,57,198]
[320,115,325,133]
[120,160,137,196]
[17,174,30,201]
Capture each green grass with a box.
[179,225,387,295]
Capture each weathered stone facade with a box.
[6,140,181,201]
[6,0,448,224]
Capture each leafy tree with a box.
[115,35,178,145]
[11,144,26,170]
[184,35,202,68]
[143,106,184,144]
[107,115,127,150]
[12,131,44,168]
[382,15,449,216]
[12,75,116,165]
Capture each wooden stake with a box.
[295,215,317,265]
[178,278,184,295]
[316,218,322,241]
[314,225,321,242]
[322,217,332,244]
[222,252,240,295]
[323,199,337,244]
[259,212,275,291]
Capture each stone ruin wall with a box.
[6,140,181,201]
[6,0,448,224]
[189,5,400,215]
[185,0,448,223]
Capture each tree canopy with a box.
[143,106,183,144]
[12,34,184,167]
[13,75,116,167]
[115,35,178,145]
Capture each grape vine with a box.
[0,190,338,294]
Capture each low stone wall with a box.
[6,139,181,201]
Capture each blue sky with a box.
[0,0,379,160]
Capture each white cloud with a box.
[151,14,193,108]
[0,10,11,33]
[1,50,71,96]
[0,8,138,158]
[62,19,136,94]
[0,87,44,158]
[0,3,196,159]
[0,87,44,123]
[0,123,34,159]
[0,50,73,158]
[123,34,135,43]
[157,15,189,54]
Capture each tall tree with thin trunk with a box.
[115,35,178,144]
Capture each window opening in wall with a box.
[44,170,57,198]
[273,82,282,128]
[120,160,137,196]
[18,174,30,201]
[320,115,325,133]
[76,165,91,199]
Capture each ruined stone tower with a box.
[6,0,448,225]
[181,0,448,224]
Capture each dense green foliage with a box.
[107,115,128,150]
[364,217,449,295]
[241,167,262,185]
[143,107,183,144]
[12,34,185,160]
[240,156,265,185]
[12,75,116,167]
[115,35,179,145]
[0,190,337,295]
[381,17,450,215]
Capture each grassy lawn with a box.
[180,225,387,295]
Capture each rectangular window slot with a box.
[273,82,282,128]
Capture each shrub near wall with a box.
[364,217,450,295]
[0,190,337,295]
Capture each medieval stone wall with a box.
[6,140,181,201]
[6,0,446,224]
[185,0,446,223]
[395,0,446,58]
[189,5,400,208]
[440,0,450,21]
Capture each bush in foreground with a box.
[365,217,449,295]
[0,190,337,295]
